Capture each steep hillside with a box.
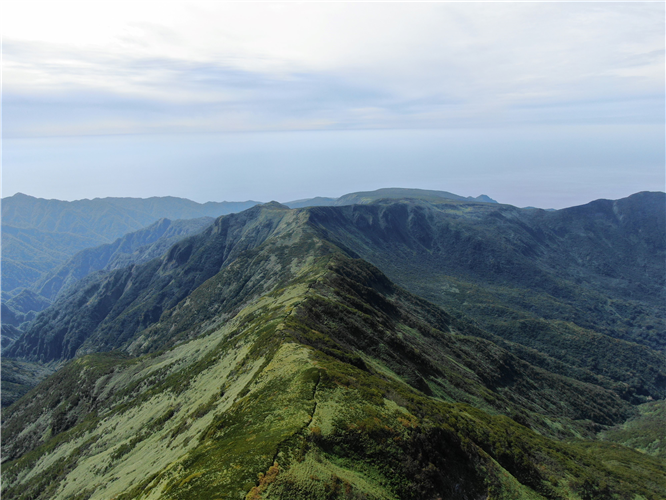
[600,400,666,458]
[1,324,22,349]
[7,199,665,403]
[31,216,214,302]
[306,193,665,353]
[2,289,52,318]
[2,245,664,500]
[3,196,665,499]
[5,203,299,363]
[1,225,103,293]
[0,359,55,407]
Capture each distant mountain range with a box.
[285,187,497,208]
[0,188,497,330]
[1,193,260,295]
[32,216,215,303]
[2,193,259,236]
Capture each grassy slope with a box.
[305,198,666,402]
[5,203,299,363]
[3,198,665,499]
[307,195,665,348]
[3,250,665,500]
[9,200,665,404]
[600,400,666,459]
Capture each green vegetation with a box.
[5,203,300,362]
[2,195,664,499]
[306,195,666,396]
[1,192,257,306]
[31,216,215,303]
[0,358,55,407]
[600,400,666,458]
[3,245,665,499]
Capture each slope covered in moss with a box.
[3,243,665,499]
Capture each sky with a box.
[2,1,664,209]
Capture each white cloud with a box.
[3,1,664,136]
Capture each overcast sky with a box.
[3,1,664,208]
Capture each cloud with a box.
[3,2,664,136]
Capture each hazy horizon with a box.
[3,2,664,210]
[4,123,664,209]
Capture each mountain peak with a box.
[471,194,497,203]
[260,201,291,210]
[286,188,498,209]
[5,192,34,200]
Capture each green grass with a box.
[2,215,665,500]
[600,400,666,458]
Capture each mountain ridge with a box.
[32,216,215,303]
[2,191,665,499]
[1,193,261,296]
[6,195,665,403]
[2,212,665,498]
[285,187,498,209]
